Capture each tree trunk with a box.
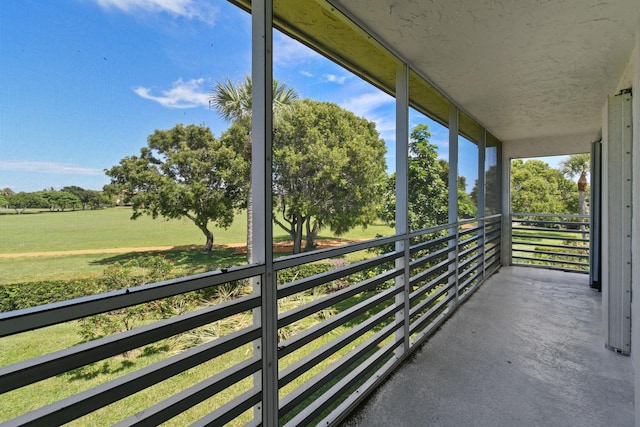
[198,226,214,252]
[578,190,586,216]
[304,218,319,251]
[577,172,588,237]
[293,215,304,254]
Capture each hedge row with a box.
[0,278,98,312]
[1,263,337,313]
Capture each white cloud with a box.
[0,161,103,175]
[134,78,209,108]
[339,91,394,119]
[323,74,347,84]
[273,32,323,67]
[93,0,216,25]
[300,70,314,78]
[337,91,396,141]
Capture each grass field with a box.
[0,207,393,283]
[1,208,396,424]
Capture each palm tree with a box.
[560,153,590,216]
[210,76,298,262]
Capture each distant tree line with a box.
[0,187,110,214]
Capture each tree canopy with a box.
[511,159,577,214]
[6,192,47,214]
[104,124,248,252]
[380,124,450,231]
[41,190,81,211]
[272,99,387,252]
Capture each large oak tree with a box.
[105,124,248,252]
[272,99,387,253]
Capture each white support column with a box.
[500,154,511,267]
[448,108,459,305]
[477,130,486,279]
[395,63,410,356]
[251,1,276,425]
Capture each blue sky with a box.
[1,0,475,194]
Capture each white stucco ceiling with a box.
[330,0,639,148]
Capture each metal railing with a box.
[0,214,501,426]
[511,213,589,273]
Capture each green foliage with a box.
[62,186,108,210]
[0,194,8,206]
[276,263,333,286]
[471,164,501,215]
[77,256,177,342]
[273,99,387,252]
[40,190,81,211]
[0,278,92,312]
[104,124,249,252]
[6,192,47,213]
[380,123,449,231]
[511,159,576,214]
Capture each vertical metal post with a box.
[448,108,459,304]
[477,130,486,280]
[251,0,277,424]
[589,140,602,290]
[603,92,633,354]
[395,63,410,356]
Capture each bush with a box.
[0,278,98,312]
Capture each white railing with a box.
[0,214,501,427]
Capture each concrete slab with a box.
[342,267,634,427]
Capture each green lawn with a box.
[0,207,393,283]
[0,207,249,253]
[0,207,393,254]
[0,208,396,424]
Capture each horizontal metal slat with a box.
[409,268,453,304]
[114,357,261,426]
[277,286,400,357]
[278,251,400,298]
[409,233,454,256]
[279,320,399,418]
[190,388,261,427]
[282,341,399,427]
[4,326,261,427]
[409,293,455,335]
[409,244,452,270]
[0,294,260,394]
[409,277,453,319]
[273,234,400,271]
[279,303,400,387]
[515,248,588,259]
[0,264,263,337]
[511,233,589,243]
[278,267,400,328]
[512,256,588,267]
[459,225,480,237]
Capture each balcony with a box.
[1,217,501,426]
[343,266,634,427]
[1,0,638,425]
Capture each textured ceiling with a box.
[330,0,639,145]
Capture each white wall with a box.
[503,132,596,159]
[631,27,640,427]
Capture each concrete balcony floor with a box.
[343,267,634,427]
